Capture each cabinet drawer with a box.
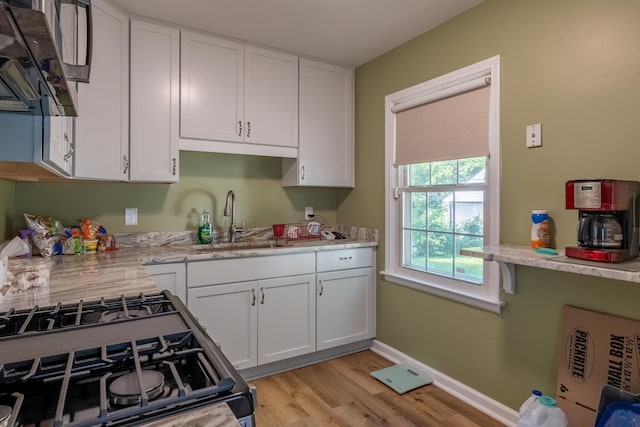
[317,248,373,272]
[188,253,315,287]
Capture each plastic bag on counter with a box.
[79,218,107,240]
[24,213,64,257]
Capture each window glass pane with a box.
[410,193,426,229]
[404,230,426,270]
[427,192,452,231]
[427,232,453,276]
[458,157,486,184]
[455,235,483,283]
[409,163,430,186]
[454,191,484,234]
[431,160,457,185]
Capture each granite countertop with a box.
[140,402,240,427]
[463,244,640,283]
[1,226,378,311]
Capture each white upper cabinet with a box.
[129,19,180,182]
[43,116,74,176]
[244,46,298,148]
[74,0,129,180]
[180,31,244,143]
[180,31,298,157]
[282,59,354,188]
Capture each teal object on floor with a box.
[370,364,433,394]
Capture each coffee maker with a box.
[565,179,640,263]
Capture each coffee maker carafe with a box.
[566,180,640,263]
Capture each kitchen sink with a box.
[192,241,278,251]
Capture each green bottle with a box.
[198,210,213,244]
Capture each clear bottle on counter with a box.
[198,210,213,244]
[531,210,550,248]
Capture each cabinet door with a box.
[74,0,128,180]
[180,31,244,143]
[130,20,180,182]
[188,282,258,370]
[283,59,354,187]
[317,268,373,351]
[257,274,316,365]
[144,263,186,303]
[43,116,73,176]
[244,46,298,148]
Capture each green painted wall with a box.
[345,0,640,410]
[11,151,339,235]
[0,179,15,239]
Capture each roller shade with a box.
[394,76,491,166]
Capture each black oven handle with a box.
[60,0,92,83]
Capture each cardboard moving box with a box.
[556,306,640,426]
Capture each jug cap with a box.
[539,396,557,407]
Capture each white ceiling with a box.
[109,0,484,66]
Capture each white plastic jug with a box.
[519,389,543,416]
[517,396,568,427]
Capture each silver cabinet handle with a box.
[247,121,251,138]
[251,288,256,306]
[63,133,74,161]
[260,287,265,304]
[319,280,324,296]
[172,158,177,175]
[238,121,243,137]
[123,155,129,174]
[339,256,353,261]
[301,166,305,180]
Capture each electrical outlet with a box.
[526,123,542,148]
[124,208,138,226]
[305,206,314,221]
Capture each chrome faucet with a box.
[224,190,243,242]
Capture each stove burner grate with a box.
[109,370,165,406]
[100,308,153,323]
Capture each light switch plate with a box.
[526,123,542,148]
[124,208,138,226]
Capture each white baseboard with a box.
[370,340,518,427]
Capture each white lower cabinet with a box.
[316,248,375,351]
[317,268,373,351]
[185,247,375,370]
[144,263,186,303]
[186,253,316,370]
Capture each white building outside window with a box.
[381,56,503,313]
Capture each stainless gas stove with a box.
[0,291,255,426]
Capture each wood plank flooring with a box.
[252,350,506,427]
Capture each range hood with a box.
[0,0,92,116]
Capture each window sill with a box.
[380,270,505,314]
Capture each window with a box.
[382,56,502,313]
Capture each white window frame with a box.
[381,55,503,313]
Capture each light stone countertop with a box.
[462,245,640,294]
[1,233,378,312]
[139,402,240,427]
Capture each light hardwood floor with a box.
[252,350,507,427]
